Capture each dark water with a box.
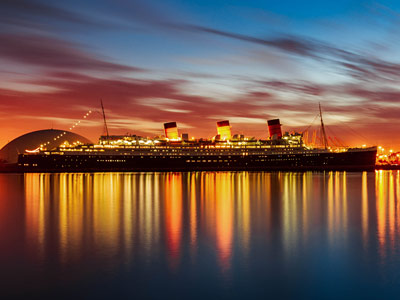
[1,171,400,299]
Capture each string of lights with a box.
[37,110,92,150]
[69,110,92,131]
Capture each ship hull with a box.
[16,148,377,172]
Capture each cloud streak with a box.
[0,0,126,31]
[1,72,400,147]
[0,33,142,73]
[171,22,400,84]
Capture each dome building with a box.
[0,129,92,164]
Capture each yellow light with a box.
[378,146,382,149]
[165,127,179,140]
[217,125,231,140]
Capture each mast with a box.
[319,103,328,149]
[101,99,110,143]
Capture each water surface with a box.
[0,171,399,299]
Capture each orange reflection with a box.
[337,171,348,238]
[389,172,395,249]
[123,173,134,266]
[204,172,216,237]
[215,173,233,271]
[327,172,334,243]
[59,174,86,264]
[24,173,48,261]
[282,172,299,256]
[237,172,250,257]
[361,172,368,247]
[376,170,386,250]
[326,172,348,245]
[301,172,312,242]
[23,173,151,267]
[262,173,272,237]
[139,173,161,256]
[190,173,197,254]
[375,170,400,260]
[165,173,182,269]
[92,173,122,261]
[23,170,388,276]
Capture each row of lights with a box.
[376,146,400,164]
[39,110,92,149]
[69,110,92,131]
[39,131,69,149]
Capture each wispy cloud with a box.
[0,33,142,73]
[0,0,125,31]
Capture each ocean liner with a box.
[16,105,377,172]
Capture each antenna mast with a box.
[319,103,328,150]
[100,99,110,143]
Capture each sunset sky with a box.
[1,0,400,149]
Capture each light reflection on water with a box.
[2,171,400,298]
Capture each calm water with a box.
[1,171,400,299]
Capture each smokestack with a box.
[164,122,179,140]
[267,119,282,139]
[216,120,231,140]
